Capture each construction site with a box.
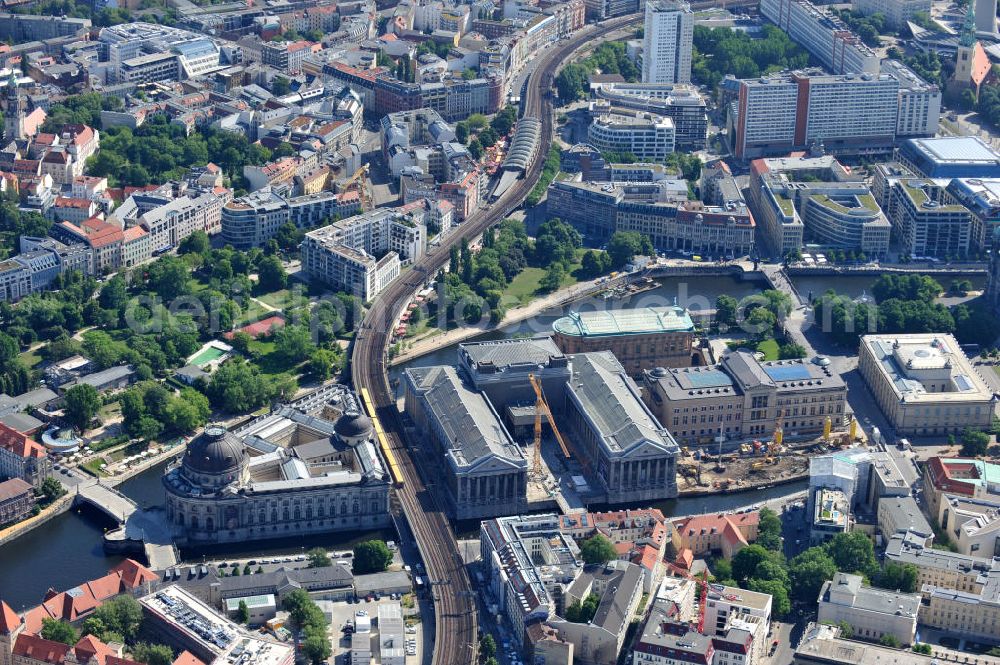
[403,337,866,518]
[674,417,863,495]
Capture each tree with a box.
[732,545,774,584]
[564,593,600,623]
[538,264,565,293]
[467,138,483,159]
[779,342,807,359]
[307,547,332,568]
[302,626,332,664]
[64,383,100,431]
[606,231,650,268]
[93,595,144,641]
[788,547,837,602]
[237,600,250,624]
[874,562,919,593]
[580,535,617,564]
[272,76,291,96]
[715,295,738,328]
[913,643,933,655]
[275,324,315,362]
[961,428,990,456]
[837,621,853,639]
[756,508,782,551]
[581,250,610,278]
[480,634,497,659]
[353,540,393,574]
[879,634,900,648]
[308,347,339,380]
[230,331,253,355]
[257,255,287,292]
[131,643,174,665]
[37,477,65,504]
[823,532,877,578]
[747,578,790,617]
[710,558,733,583]
[179,230,209,255]
[41,619,78,645]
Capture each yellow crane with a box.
[528,373,573,478]
[340,164,373,211]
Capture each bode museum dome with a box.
[163,387,390,545]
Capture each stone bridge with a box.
[73,481,138,524]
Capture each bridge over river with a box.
[73,480,178,570]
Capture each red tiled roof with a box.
[122,226,148,243]
[224,315,286,340]
[42,151,69,165]
[0,422,47,459]
[0,600,21,634]
[54,197,94,209]
[12,634,71,664]
[0,477,32,501]
[109,559,157,590]
[172,651,207,665]
[74,634,116,665]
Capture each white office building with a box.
[642,0,693,85]
[589,109,676,160]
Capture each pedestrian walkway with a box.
[389,276,606,366]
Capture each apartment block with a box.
[589,83,708,150]
[748,155,888,257]
[642,0,693,85]
[546,179,755,256]
[887,179,973,258]
[221,190,362,250]
[759,0,880,75]
[733,70,900,160]
[301,207,425,300]
[0,422,51,488]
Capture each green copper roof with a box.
[553,306,695,338]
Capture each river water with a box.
[0,271,930,610]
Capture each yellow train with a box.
[360,387,405,487]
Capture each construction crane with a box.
[528,373,573,478]
[340,164,373,211]
[664,561,711,634]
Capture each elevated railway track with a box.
[351,14,641,665]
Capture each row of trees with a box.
[712,527,918,620]
[526,147,562,207]
[554,41,639,103]
[282,590,332,664]
[814,274,1000,347]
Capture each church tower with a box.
[0,600,26,665]
[3,71,25,142]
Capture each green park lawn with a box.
[756,339,781,361]
[503,252,587,306]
